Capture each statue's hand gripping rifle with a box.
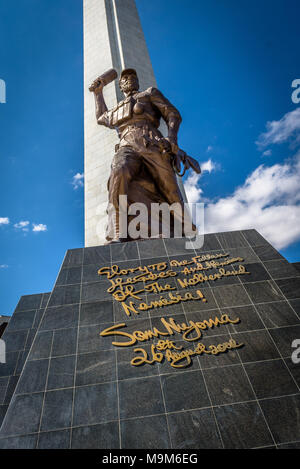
[159,140,201,177]
[172,148,201,177]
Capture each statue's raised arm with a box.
[89,69,117,127]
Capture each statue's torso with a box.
[111,89,160,129]
[99,86,181,153]
[109,88,164,151]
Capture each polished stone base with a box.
[0,230,300,449]
[0,293,50,430]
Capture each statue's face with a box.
[120,73,139,94]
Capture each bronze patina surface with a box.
[90,68,200,242]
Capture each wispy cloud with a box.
[72,172,84,190]
[184,173,203,204]
[184,159,217,204]
[206,145,213,152]
[256,108,300,148]
[201,159,216,173]
[0,264,8,269]
[262,149,272,157]
[14,220,30,232]
[1,218,47,234]
[32,223,47,232]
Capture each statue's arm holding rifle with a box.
[151,88,201,176]
[149,87,181,149]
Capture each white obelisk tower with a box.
[84,0,186,247]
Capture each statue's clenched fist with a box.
[89,69,118,94]
[89,77,104,94]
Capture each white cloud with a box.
[14,220,30,231]
[32,223,47,232]
[0,265,8,269]
[184,172,203,204]
[206,145,213,152]
[184,159,217,204]
[189,152,300,250]
[262,149,272,157]
[201,159,216,173]
[256,108,300,148]
[187,109,300,250]
[72,172,84,190]
[1,218,48,234]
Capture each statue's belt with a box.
[120,122,161,141]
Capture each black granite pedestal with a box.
[0,229,300,449]
[0,292,50,432]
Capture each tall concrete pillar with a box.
[84,0,186,247]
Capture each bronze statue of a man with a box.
[90,68,199,242]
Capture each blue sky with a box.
[0,0,300,316]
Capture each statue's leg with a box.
[106,147,141,241]
[142,151,194,237]
[143,151,184,205]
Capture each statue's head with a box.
[119,68,139,95]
